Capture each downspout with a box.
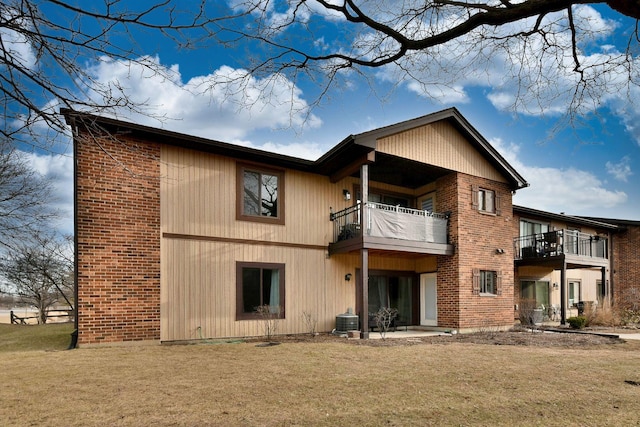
[68,118,79,350]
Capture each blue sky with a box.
[8,1,640,235]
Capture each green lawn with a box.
[0,322,75,353]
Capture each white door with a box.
[420,273,437,326]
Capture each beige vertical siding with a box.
[376,121,507,183]
[160,241,439,341]
[160,146,359,243]
[161,238,357,341]
[160,146,366,340]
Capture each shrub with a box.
[585,300,621,327]
[373,307,398,340]
[567,316,587,329]
[301,310,318,337]
[518,298,539,327]
[620,308,640,326]
[255,305,281,342]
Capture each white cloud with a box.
[32,54,328,235]
[252,141,323,160]
[490,138,628,214]
[227,0,345,25]
[612,85,640,146]
[0,8,37,70]
[606,156,633,182]
[81,56,322,141]
[20,151,74,235]
[373,5,640,141]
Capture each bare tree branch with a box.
[0,0,638,153]
[0,139,58,249]
[0,233,73,324]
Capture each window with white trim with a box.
[480,270,497,294]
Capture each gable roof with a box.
[312,107,528,190]
[62,107,527,189]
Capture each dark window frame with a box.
[236,163,285,225]
[473,269,502,296]
[478,188,495,214]
[480,270,497,294]
[236,261,285,320]
[472,185,502,216]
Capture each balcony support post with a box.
[360,164,370,339]
[360,248,369,339]
[560,260,567,325]
[601,266,607,302]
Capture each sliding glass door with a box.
[520,280,550,308]
[368,273,415,326]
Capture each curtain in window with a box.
[368,276,388,313]
[395,277,412,323]
[482,190,494,212]
[268,269,280,312]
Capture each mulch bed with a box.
[263,328,627,348]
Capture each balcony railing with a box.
[330,202,448,244]
[514,230,608,260]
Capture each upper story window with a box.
[519,219,549,237]
[237,163,284,224]
[420,196,434,212]
[478,188,495,213]
[472,185,501,215]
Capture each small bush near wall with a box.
[518,298,538,326]
[620,309,640,326]
[567,316,587,329]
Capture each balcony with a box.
[329,202,453,256]
[514,230,609,268]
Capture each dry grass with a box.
[2,331,640,426]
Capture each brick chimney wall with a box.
[75,131,161,344]
[436,172,515,330]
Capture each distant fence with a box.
[10,309,74,325]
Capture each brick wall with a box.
[75,131,161,344]
[612,225,640,310]
[437,172,515,329]
[436,173,460,327]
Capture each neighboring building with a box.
[64,107,639,346]
[512,206,617,323]
[579,217,640,312]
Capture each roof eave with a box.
[62,108,315,171]
[513,205,619,231]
